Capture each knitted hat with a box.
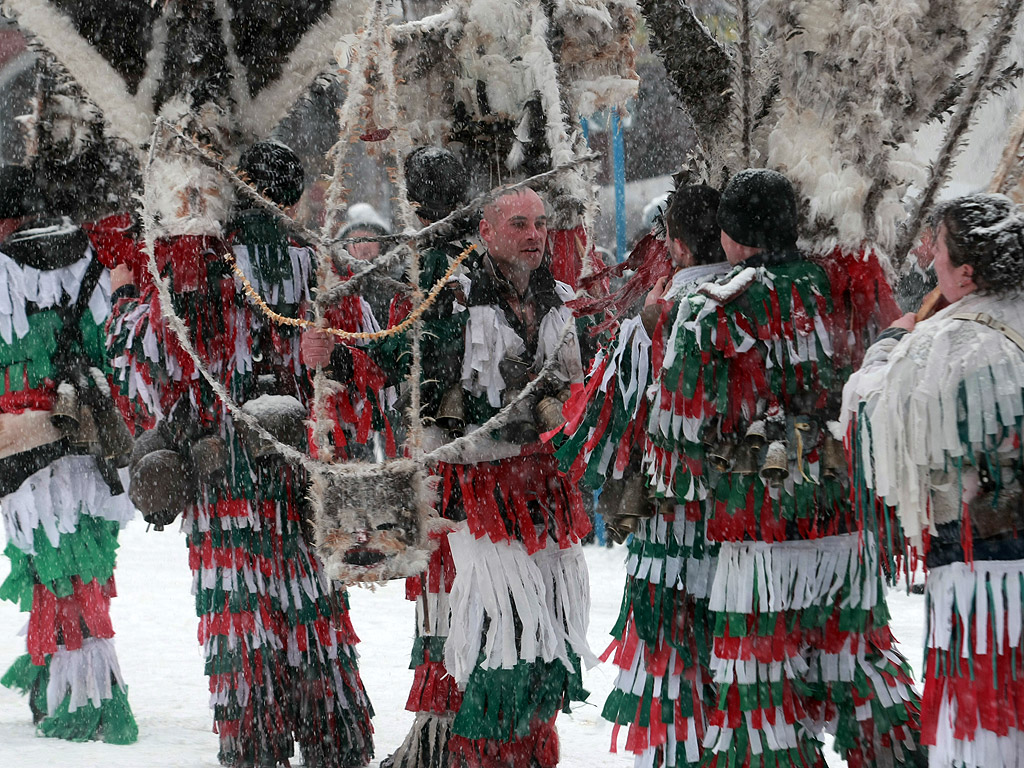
[404,147,469,222]
[238,141,305,207]
[717,169,798,250]
[340,203,391,239]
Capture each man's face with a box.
[346,228,382,262]
[479,189,547,274]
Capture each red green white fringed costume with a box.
[104,213,380,767]
[648,253,921,768]
[844,291,1024,768]
[0,244,138,743]
[389,265,595,768]
[557,262,729,768]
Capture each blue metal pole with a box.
[612,111,627,261]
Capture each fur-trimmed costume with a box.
[0,222,137,744]
[844,291,1024,768]
[386,251,595,768]
[104,210,379,767]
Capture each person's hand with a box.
[889,312,917,333]
[110,263,134,293]
[301,328,336,367]
[644,277,669,308]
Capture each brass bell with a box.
[821,434,846,479]
[618,473,654,520]
[731,442,759,475]
[435,387,466,437]
[191,435,228,483]
[50,382,80,437]
[502,389,539,445]
[535,396,565,433]
[707,440,737,473]
[129,448,193,528]
[745,420,767,451]
[760,441,790,489]
[73,404,100,450]
[91,403,135,468]
[604,513,639,545]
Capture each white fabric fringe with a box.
[46,636,127,715]
[709,533,878,616]
[926,558,1024,657]
[444,525,595,685]
[0,246,111,345]
[931,697,1024,768]
[461,306,526,407]
[1,455,134,555]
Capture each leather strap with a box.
[952,311,1024,354]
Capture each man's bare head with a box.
[479,188,547,282]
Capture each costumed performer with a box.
[556,184,728,768]
[0,165,138,744]
[650,169,922,768]
[843,193,1024,768]
[106,141,378,768]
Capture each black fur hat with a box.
[404,147,469,222]
[238,141,305,207]
[717,169,799,250]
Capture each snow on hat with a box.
[238,141,305,207]
[404,147,469,222]
[340,203,391,239]
[717,168,798,250]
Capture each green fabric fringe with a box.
[0,516,120,611]
[452,651,587,741]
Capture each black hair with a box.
[932,193,1024,294]
[664,184,726,266]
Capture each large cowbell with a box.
[310,459,443,585]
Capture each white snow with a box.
[0,521,928,768]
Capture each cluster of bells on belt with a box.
[598,419,847,545]
[50,379,134,466]
[125,394,309,529]
[433,385,570,444]
[705,418,846,486]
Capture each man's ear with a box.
[479,216,492,245]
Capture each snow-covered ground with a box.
[0,521,928,768]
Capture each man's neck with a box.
[494,258,533,296]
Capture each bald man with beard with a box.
[384,187,596,768]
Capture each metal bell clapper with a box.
[760,440,790,489]
[435,386,466,437]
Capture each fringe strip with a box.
[444,526,595,686]
[1,455,134,555]
[709,533,878,617]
